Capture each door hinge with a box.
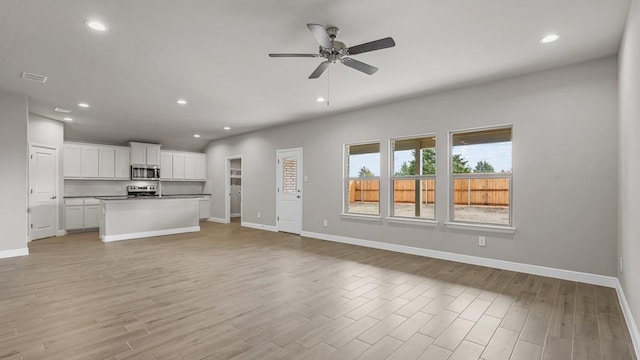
[277,216,279,221]
[30,224,33,229]
[277,188,280,192]
[277,159,280,164]
[30,189,33,194]
[30,154,33,159]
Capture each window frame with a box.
[388,133,437,222]
[447,124,514,229]
[342,140,382,217]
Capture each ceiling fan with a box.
[269,24,396,79]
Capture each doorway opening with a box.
[225,156,242,223]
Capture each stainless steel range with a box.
[127,185,158,197]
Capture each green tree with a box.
[395,148,436,175]
[452,154,471,173]
[474,160,495,173]
[358,166,373,177]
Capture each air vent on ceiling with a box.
[54,107,71,113]
[21,72,48,83]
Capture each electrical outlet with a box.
[619,256,624,273]
[478,236,486,247]
[257,212,261,219]
[323,219,328,227]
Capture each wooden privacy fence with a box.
[349,178,509,206]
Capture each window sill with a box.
[341,213,382,222]
[444,222,516,234]
[386,217,438,227]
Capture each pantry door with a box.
[29,145,58,240]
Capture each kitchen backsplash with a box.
[64,180,207,196]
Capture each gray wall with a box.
[28,113,65,232]
[206,57,619,277]
[0,91,28,253]
[619,0,640,339]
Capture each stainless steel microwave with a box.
[131,165,160,180]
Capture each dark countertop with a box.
[96,196,205,201]
[65,193,211,198]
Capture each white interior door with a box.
[277,148,302,234]
[29,145,58,240]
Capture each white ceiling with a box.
[0,0,630,152]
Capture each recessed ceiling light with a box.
[78,103,90,108]
[193,134,200,138]
[223,126,231,131]
[63,117,73,122]
[176,99,187,105]
[85,20,107,32]
[540,33,561,44]
[54,107,71,113]
[316,96,326,102]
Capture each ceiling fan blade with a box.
[307,24,333,49]
[269,53,319,58]
[309,61,330,79]
[347,37,396,55]
[341,57,379,75]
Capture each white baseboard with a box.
[615,279,640,357]
[56,230,67,237]
[242,222,277,232]
[207,217,228,224]
[0,247,29,259]
[102,226,200,242]
[231,213,241,218]
[300,231,618,288]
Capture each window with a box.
[450,127,512,226]
[345,142,380,215]
[390,135,436,219]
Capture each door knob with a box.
[297,195,301,198]
[51,196,57,200]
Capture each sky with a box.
[349,141,512,177]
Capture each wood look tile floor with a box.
[0,221,636,360]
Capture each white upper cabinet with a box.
[195,154,206,180]
[130,143,146,165]
[146,146,161,166]
[129,142,161,166]
[160,151,206,181]
[115,147,130,179]
[64,142,131,180]
[99,147,115,178]
[160,152,173,180]
[172,153,185,180]
[184,154,196,180]
[82,146,100,178]
[63,144,82,178]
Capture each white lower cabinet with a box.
[65,205,84,230]
[65,198,102,230]
[199,199,210,219]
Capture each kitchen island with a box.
[98,197,200,242]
